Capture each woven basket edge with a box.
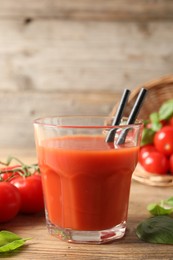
[129,74,173,101]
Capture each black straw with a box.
[126,87,147,125]
[116,87,147,145]
[105,89,131,142]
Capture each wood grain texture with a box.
[0,152,173,260]
[0,19,173,93]
[0,92,118,149]
[0,0,173,21]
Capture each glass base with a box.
[46,219,126,244]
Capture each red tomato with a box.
[154,126,173,156]
[160,120,168,127]
[169,154,173,174]
[0,182,21,223]
[169,117,173,126]
[11,174,44,214]
[139,145,157,165]
[1,172,20,181]
[142,151,169,175]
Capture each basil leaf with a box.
[166,197,173,206]
[147,197,173,216]
[159,99,173,120]
[149,112,162,131]
[0,231,21,247]
[136,216,173,244]
[0,240,25,253]
[147,203,173,216]
[0,231,31,253]
[141,127,155,146]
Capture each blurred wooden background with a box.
[0,0,173,150]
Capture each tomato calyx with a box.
[0,156,40,182]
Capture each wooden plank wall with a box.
[0,0,173,149]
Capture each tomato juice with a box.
[38,135,139,231]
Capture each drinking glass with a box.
[33,116,143,244]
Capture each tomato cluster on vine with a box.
[0,157,44,223]
[139,99,173,175]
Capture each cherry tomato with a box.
[0,182,21,223]
[142,151,169,175]
[160,120,168,127]
[139,145,157,165]
[1,171,21,181]
[154,126,173,156]
[169,117,173,126]
[169,154,173,174]
[11,174,44,214]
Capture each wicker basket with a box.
[110,75,173,187]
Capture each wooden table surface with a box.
[0,150,173,260]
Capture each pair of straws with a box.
[106,88,147,144]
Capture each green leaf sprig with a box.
[141,99,173,146]
[0,230,31,253]
[159,99,173,120]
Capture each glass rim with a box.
[33,115,143,129]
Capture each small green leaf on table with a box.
[0,231,31,253]
[147,197,173,216]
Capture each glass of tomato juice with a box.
[33,116,143,244]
